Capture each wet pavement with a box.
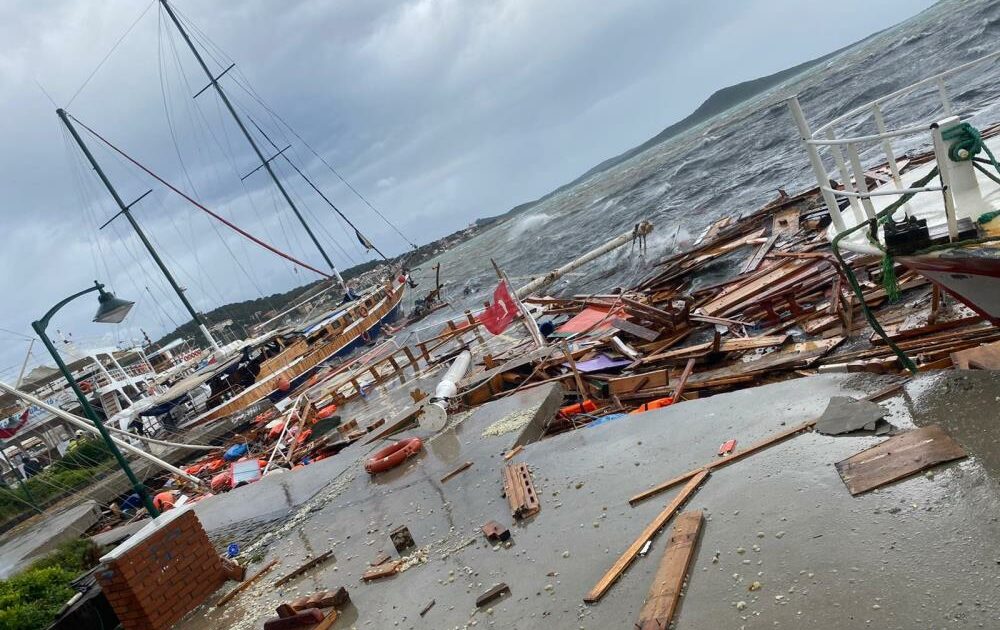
[173,370,1000,629]
[0,500,101,579]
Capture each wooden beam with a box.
[627,382,903,505]
[672,358,696,402]
[610,317,661,342]
[275,551,334,587]
[629,421,814,506]
[584,470,708,603]
[636,510,704,630]
[440,461,473,483]
[215,559,279,608]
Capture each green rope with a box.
[880,253,900,302]
[830,166,940,374]
[829,121,1000,373]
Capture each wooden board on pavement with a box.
[636,510,704,630]
[835,424,966,495]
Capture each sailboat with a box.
[60,0,409,431]
[789,50,1000,325]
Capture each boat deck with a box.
[829,134,1000,254]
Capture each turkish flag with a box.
[478,280,519,335]
[0,408,30,440]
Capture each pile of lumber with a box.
[456,162,993,433]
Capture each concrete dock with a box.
[170,370,1000,629]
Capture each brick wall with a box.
[96,508,226,630]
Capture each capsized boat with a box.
[790,51,1000,325]
[184,274,406,426]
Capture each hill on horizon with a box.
[478,33,880,225]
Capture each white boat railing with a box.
[788,50,1000,234]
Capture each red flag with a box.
[0,408,30,440]
[478,280,519,335]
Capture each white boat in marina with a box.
[789,51,1000,325]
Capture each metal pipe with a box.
[812,50,1000,136]
[419,350,471,431]
[937,78,954,116]
[0,380,206,487]
[872,103,905,189]
[822,185,943,198]
[826,130,866,223]
[931,120,960,241]
[514,222,653,299]
[787,97,846,232]
[846,143,877,220]
[806,122,929,145]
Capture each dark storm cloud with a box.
[0,0,934,372]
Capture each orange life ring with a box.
[358,305,370,318]
[365,437,422,474]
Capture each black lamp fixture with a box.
[32,281,157,517]
[94,285,135,324]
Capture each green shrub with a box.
[28,538,100,574]
[0,566,76,630]
[51,438,113,472]
[0,539,102,630]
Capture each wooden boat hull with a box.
[187,279,406,426]
[898,253,1000,326]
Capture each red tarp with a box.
[478,280,519,335]
[0,408,29,440]
[553,306,624,337]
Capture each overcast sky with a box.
[0,0,935,375]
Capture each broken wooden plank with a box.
[275,551,334,587]
[610,317,661,342]
[741,233,778,274]
[951,339,1000,370]
[635,510,704,630]
[440,461,473,483]
[672,358,696,402]
[313,610,339,630]
[362,560,402,582]
[607,369,670,396]
[289,588,350,612]
[835,424,966,495]
[216,559,280,608]
[639,334,791,365]
[584,470,709,603]
[476,583,511,607]
[629,420,815,505]
[503,445,524,461]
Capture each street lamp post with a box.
[31,281,159,518]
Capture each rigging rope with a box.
[830,166,942,375]
[67,114,333,280]
[170,4,418,251]
[831,120,1000,373]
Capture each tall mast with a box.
[158,0,348,293]
[58,108,221,352]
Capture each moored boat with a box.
[789,51,1000,325]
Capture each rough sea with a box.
[402,0,1000,332]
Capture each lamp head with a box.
[93,283,134,324]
